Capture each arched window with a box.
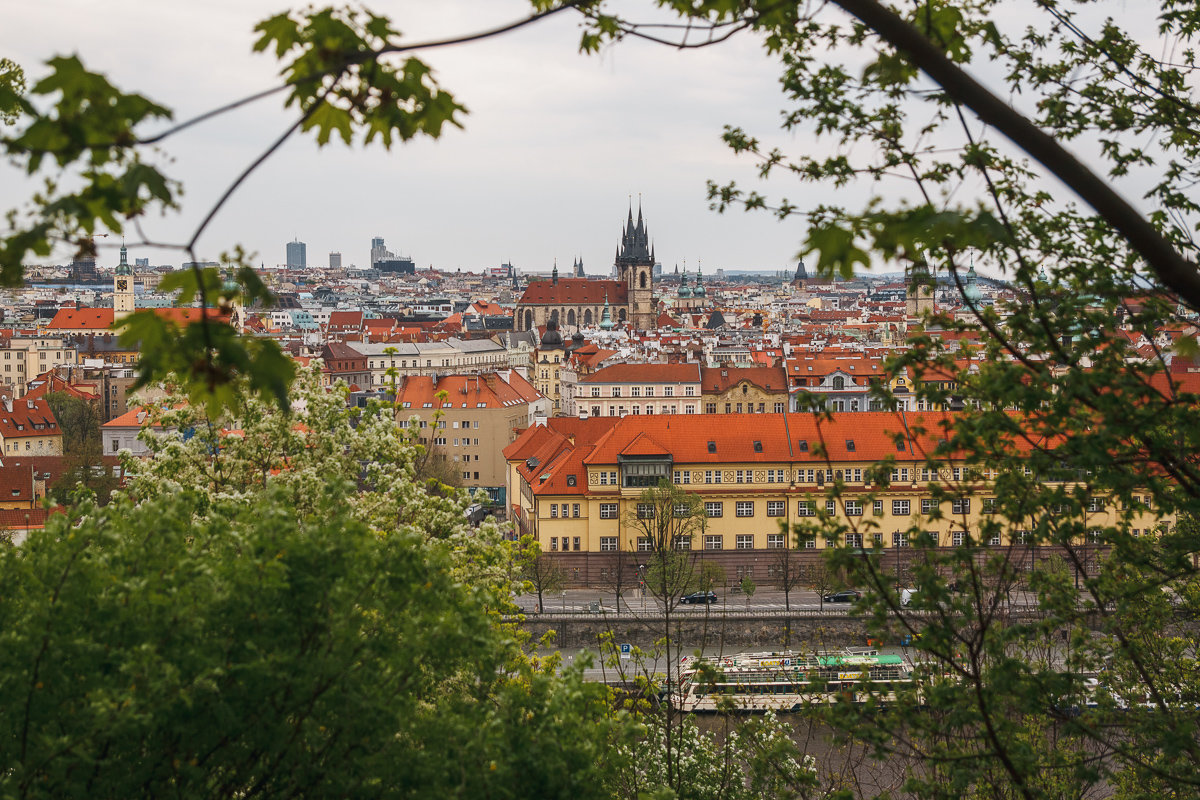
[640,272,647,289]
[523,310,532,330]
[832,376,846,390]
[584,309,593,325]
[618,308,627,323]
[567,309,576,327]
[550,309,559,326]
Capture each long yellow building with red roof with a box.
[503,412,1170,587]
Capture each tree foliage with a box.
[44,391,117,504]
[566,0,1200,795]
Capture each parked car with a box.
[680,591,719,605]
[823,590,862,603]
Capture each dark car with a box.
[680,591,719,605]
[823,590,862,603]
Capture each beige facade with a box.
[3,336,78,397]
[394,371,547,508]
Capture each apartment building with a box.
[570,363,702,418]
[394,371,548,509]
[0,396,63,456]
[1,336,78,397]
[356,338,511,388]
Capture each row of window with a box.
[548,503,582,518]
[582,496,1120,519]
[551,528,1158,553]
[590,385,695,398]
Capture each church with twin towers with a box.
[515,203,657,332]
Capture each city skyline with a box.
[3,1,817,275]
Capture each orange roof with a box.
[396,372,543,411]
[0,396,60,441]
[47,308,115,330]
[582,412,961,466]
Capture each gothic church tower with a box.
[614,202,656,330]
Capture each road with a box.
[511,587,1041,614]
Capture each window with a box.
[921,498,937,514]
[631,386,641,397]
[637,537,653,552]
[846,533,864,548]
[767,534,785,549]
[705,403,716,414]
[573,503,580,518]
[844,500,863,516]
[736,534,754,549]
[736,501,754,517]
[767,501,785,517]
[645,387,654,396]
[573,537,581,551]
[1088,528,1104,544]
[672,503,691,518]
[774,402,785,413]
[550,537,558,551]
[892,532,909,548]
[674,535,692,551]
[1086,497,1106,513]
[637,503,656,519]
[611,387,621,397]
[952,530,966,546]
[873,499,884,516]
[982,497,997,513]
[705,534,723,550]
[599,503,619,519]
[600,536,618,552]
[825,500,837,515]
[893,500,910,515]
[550,504,558,518]
[664,386,674,397]
[591,386,600,397]
[952,498,971,515]
[736,469,748,484]
[685,386,695,396]
[990,533,1003,546]
[704,501,724,518]
[673,469,690,485]
[725,403,732,414]
[804,537,816,549]
[797,501,815,517]
[704,469,722,484]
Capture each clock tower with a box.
[113,244,135,321]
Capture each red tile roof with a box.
[580,363,701,384]
[699,366,788,393]
[518,278,628,306]
[47,308,115,330]
[0,396,60,441]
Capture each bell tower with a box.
[614,199,656,330]
[113,243,135,321]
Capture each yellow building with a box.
[699,366,790,415]
[504,412,1168,586]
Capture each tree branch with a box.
[830,0,1200,309]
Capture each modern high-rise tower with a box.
[329,251,342,269]
[286,239,307,269]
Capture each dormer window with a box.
[707,441,716,453]
[753,441,763,452]
[846,440,856,452]
[798,439,809,452]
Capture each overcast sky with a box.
[4,1,1165,279]
[4,0,834,274]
